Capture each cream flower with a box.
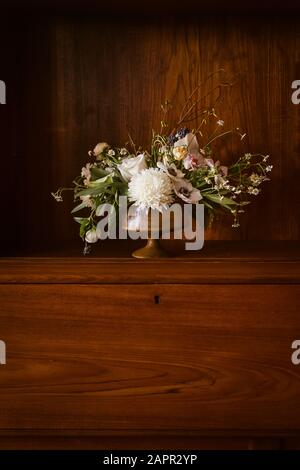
[81,163,93,185]
[173,145,188,161]
[117,153,147,182]
[88,142,109,158]
[128,168,174,211]
[174,179,202,204]
[173,132,205,164]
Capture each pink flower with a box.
[183,153,204,170]
[174,179,202,204]
[174,133,206,167]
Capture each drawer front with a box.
[0,284,299,434]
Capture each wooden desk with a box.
[0,242,299,449]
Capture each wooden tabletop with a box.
[0,241,299,284]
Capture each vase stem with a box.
[132,238,170,258]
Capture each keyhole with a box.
[154,295,160,304]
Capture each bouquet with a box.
[52,82,272,255]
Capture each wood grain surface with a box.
[1,12,300,254]
[0,284,299,433]
[0,258,299,285]
[1,4,300,451]
[0,241,299,284]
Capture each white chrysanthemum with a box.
[128,168,174,211]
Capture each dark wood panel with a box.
[1,13,300,254]
[47,15,299,244]
[0,284,299,432]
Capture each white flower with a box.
[88,142,109,158]
[107,149,115,157]
[51,191,63,202]
[266,165,273,172]
[81,163,93,185]
[128,168,174,211]
[247,186,260,195]
[158,145,169,155]
[157,162,184,179]
[85,229,98,243]
[214,174,229,190]
[162,153,171,166]
[117,153,148,182]
[249,173,264,186]
[217,119,224,126]
[120,148,128,156]
[174,179,202,204]
[205,158,228,176]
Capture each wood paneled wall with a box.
[1,11,300,253]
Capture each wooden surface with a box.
[0,245,300,448]
[0,283,300,434]
[0,242,299,284]
[1,12,300,254]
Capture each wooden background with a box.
[1,9,300,254]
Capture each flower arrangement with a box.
[52,80,272,254]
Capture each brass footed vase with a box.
[128,207,189,259]
[129,205,207,259]
[132,238,170,259]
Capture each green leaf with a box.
[76,184,108,197]
[71,201,88,214]
[90,167,109,180]
[202,199,214,211]
[88,175,112,187]
[76,175,115,198]
[79,218,91,239]
[205,193,237,206]
[74,217,86,224]
[239,201,251,206]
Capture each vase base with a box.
[132,239,171,259]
